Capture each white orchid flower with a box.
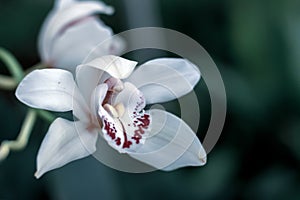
[15,55,206,178]
[39,0,124,73]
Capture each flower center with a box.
[99,79,151,151]
[103,103,124,118]
[102,77,124,105]
[102,77,125,118]
[102,78,134,149]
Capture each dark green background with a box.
[1,0,300,199]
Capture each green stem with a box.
[25,63,47,75]
[0,49,54,161]
[36,109,56,123]
[0,74,17,90]
[0,48,47,90]
[0,109,37,161]
[0,48,24,82]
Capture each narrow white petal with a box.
[77,55,137,79]
[128,109,206,170]
[35,118,98,178]
[127,58,201,104]
[50,17,113,74]
[90,83,108,125]
[162,137,207,171]
[75,62,104,105]
[16,69,79,112]
[39,0,114,63]
[76,56,137,103]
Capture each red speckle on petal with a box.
[132,133,142,144]
[119,119,132,149]
[122,140,132,148]
[132,113,151,144]
[103,119,116,140]
[115,137,121,146]
[137,114,150,127]
[134,126,145,135]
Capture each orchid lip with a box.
[99,81,152,151]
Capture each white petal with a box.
[77,55,137,79]
[163,137,207,171]
[90,83,108,124]
[35,118,98,178]
[75,62,104,105]
[50,17,113,74]
[39,0,114,63]
[127,58,201,104]
[16,69,79,112]
[128,109,206,170]
[76,56,137,102]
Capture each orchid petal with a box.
[128,109,206,170]
[35,118,98,178]
[90,83,108,125]
[77,55,137,79]
[127,58,201,104]
[76,56,137,103]
[15,69,85,113]
[75,64,104,104]
[39,0,114,63]
[50,17,113,74]
[163,137,207,171]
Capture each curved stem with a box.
[25,63,47,75]
[0,74,17,90]
[0,48,24,82]
[0,49,54,161]
[0,48,47,90]
[0,109,37,161]
[36,110,56,123]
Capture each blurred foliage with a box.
[0,0,300,199]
